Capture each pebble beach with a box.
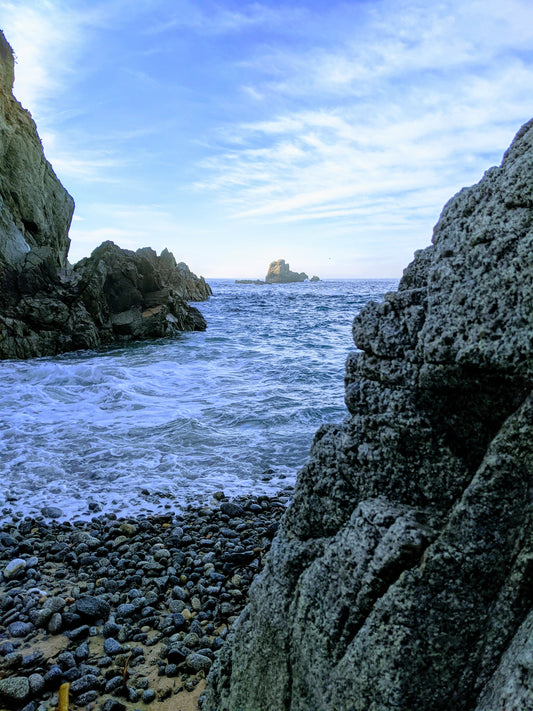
[0,492,290,711]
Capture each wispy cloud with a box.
[197,0,533,235]
[0,1,104,115]
[146,1,296,37]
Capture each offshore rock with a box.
[204,119,533,710]
[265,259,308,283]
[0,32,209,359]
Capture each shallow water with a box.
[0,278,398,521]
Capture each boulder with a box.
[265,259,308,283]
[204,119,533,710]
[0,31,210,360]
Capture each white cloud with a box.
[0,1,104,115]
[197,0,533,240]
[146,1,298,36]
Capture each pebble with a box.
[220,501,244,517]
[142,688,156,703]
[27,674,44,695]
[3,557,26,579]
[0,676,30,701]
[40,506,63,519]
[47,612,62,634]
[103,637,123,656]
[8,621,33,637]
[0,493,289,710]
[186,652,213,672]
[75,596,110,621]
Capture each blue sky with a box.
[1,0,532,278]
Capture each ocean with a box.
[0,278,398,522]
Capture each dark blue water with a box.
[0,278,398,521]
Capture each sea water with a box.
[0,278,398,521]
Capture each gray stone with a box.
[103,620,121,638]
[142,689,156,704]
[204,119,533,710]
[186,652,213,673]
[28,673,44,695]
[70,674,98,696]
[103,637,123,656]
[219,502,244,518]
[75,595,110,621]
[47,612,62,634]
[8,621,33,637]
[0,32,211,361]
[3,557,26,579]
[0,676,30,702]
[41,506,62,519]
[265,259,308,283]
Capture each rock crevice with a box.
[204,119,533,710]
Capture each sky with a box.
[1,0,532,279]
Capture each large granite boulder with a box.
[265,259,308,283]
[204,119,533,710]
[0,31,210,359]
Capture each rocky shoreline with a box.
[0,492,290,711]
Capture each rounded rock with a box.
[186,652,212,673]
[3,558,26,580]
[75,596,110,621]
[41,506,63,519]
[47,612,62,634]
[28,673,45,695]
[103,637,123,656]
[0,676,30,702]
[142,689,156,704]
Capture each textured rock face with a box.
[73,241,211,340]
[204,119,533,711]
[0,31,73,268]
[0,240,210,359]
[265,259,308,283]
[0,32,210,359]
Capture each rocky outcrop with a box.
[73,241,211,340]
[265,259,308,283]
[204,119,533,710]
[0,32,210,360]
[0,241,210,359]
[0,31,73,269]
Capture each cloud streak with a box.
[197,0,533,238]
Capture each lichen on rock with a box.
[204,119,533,710]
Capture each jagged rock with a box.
[73,241,209,339]
[0,32,210,360]
[265,259,308,283]
[310,275,320,282]
[204,119,533,710]
[0,32,73,269]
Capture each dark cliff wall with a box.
[0,32,211,360]
[204,119,533,711]
[0,30,74,269]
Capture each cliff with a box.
[0,31,73,269]
[0,32,211,360]
[204,119,533,710]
